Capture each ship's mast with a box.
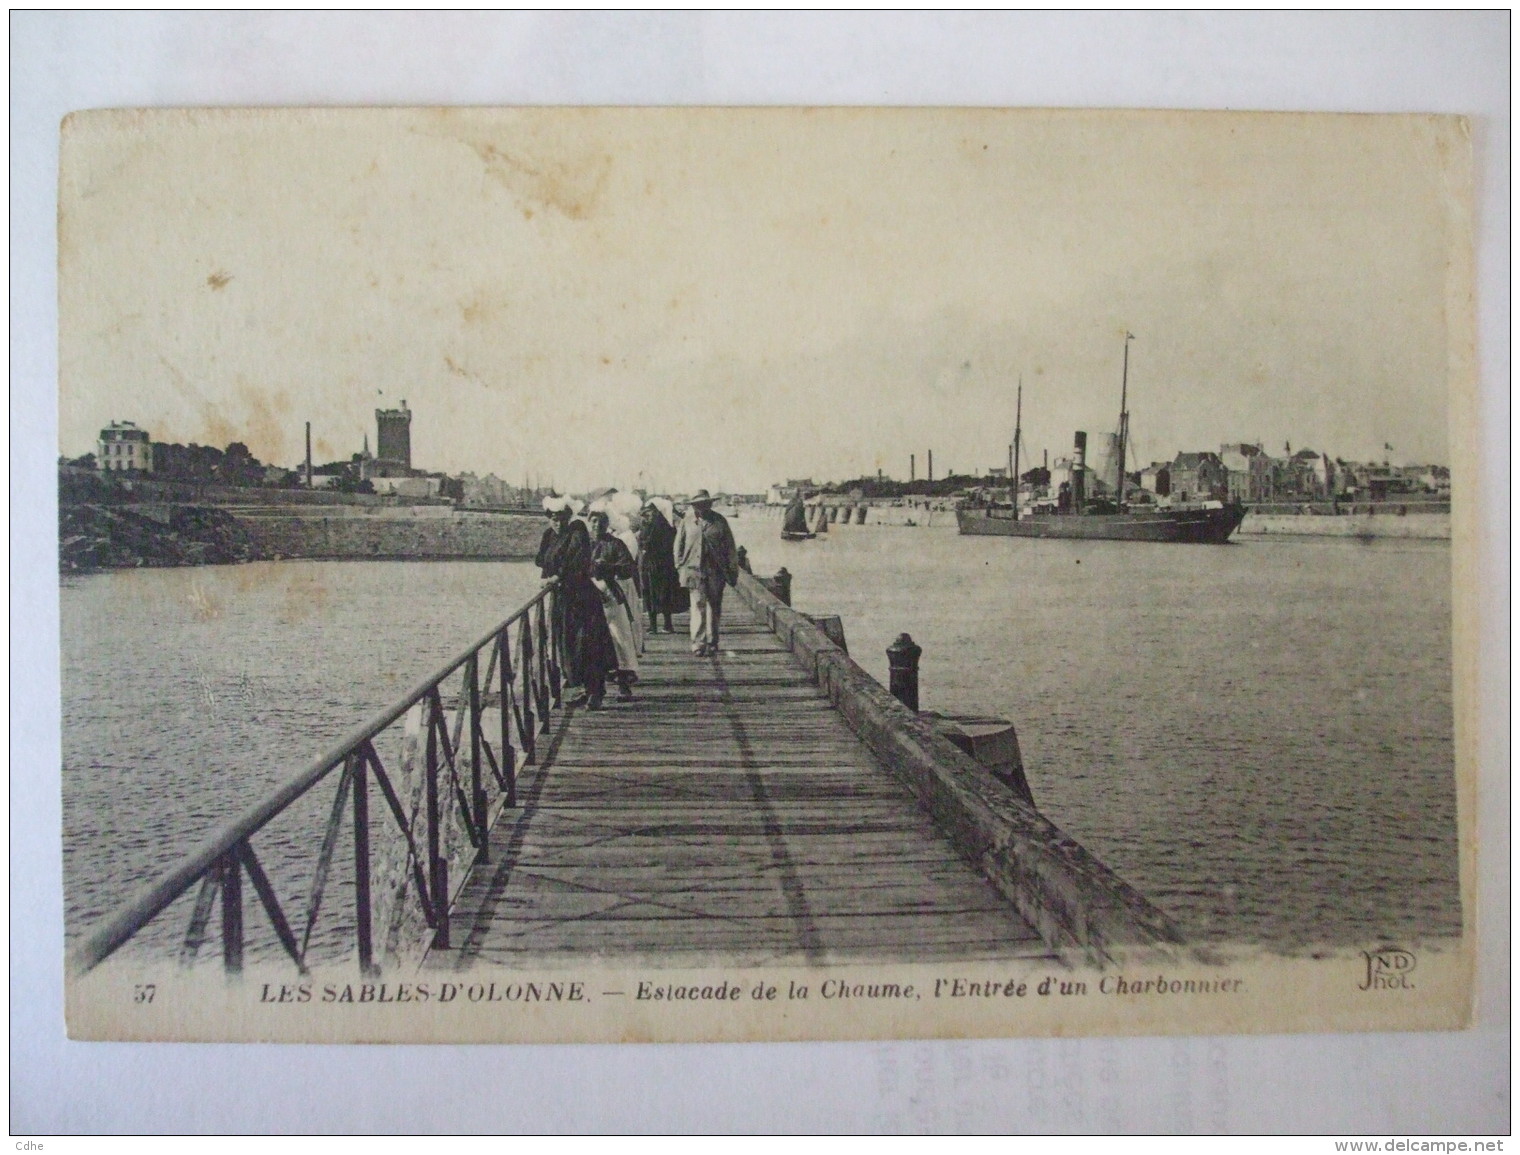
[1116,333,1133,509]
[1012,376,1022,513]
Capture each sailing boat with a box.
[956,336,1247,543]
[781,492,815,541]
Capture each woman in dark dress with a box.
[537,500,567,681]
[636,501,680,633]
[538,500,617,709]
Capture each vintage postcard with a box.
[58,107,1475,1043]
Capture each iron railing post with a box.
[352,753,374,974]
[541,596,561,705]
[535,600,551,730]
[520,620,537,763]
[499,628,516,806]
[468,651,487,862]
[425,694,450,950]
[220,850,243,974]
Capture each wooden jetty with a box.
[70,570,1180,981]
[439,609,1051,968]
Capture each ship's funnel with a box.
[1072,431,1087,509]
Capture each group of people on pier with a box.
[536,488,738,710]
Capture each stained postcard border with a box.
[57,104,1478,1049]
[15,11,1508,1135]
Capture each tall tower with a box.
[375,399,412,470]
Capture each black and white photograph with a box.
[13,10,1511,1139]
[52,103,1477,1047]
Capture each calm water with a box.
[60,561,547,960]
[61,529,1460,955]
[732,519,1460,949]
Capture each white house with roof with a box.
[96,421,154,473]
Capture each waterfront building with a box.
[1219,443,1273,503]
[1360,464,1422,501]
[308,465,346,489]
[458,471,512,507]
[1139,461,1171,496]
[1420,465,1452,495]
[371,475,442,499]
[1280,448,1330,499]
[767,478,817,504]
[1168,451,1228,503]
[96,420,154,474]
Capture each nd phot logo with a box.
[1359,948,1416,991]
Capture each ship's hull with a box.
[957,504,1247,543]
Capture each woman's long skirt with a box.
[561,580,617,696]
[602,581,641,678]
[640,555,682,618]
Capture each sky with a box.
[59,107,1465,492]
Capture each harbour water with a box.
[60,561,547,960]
[739,521,1460,950]
[60,526,1460,955]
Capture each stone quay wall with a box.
[239,511,544,560]
[1239,511,1450,540]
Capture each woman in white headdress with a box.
[586,501,640,699]
[606,491,648,654]
[637,496,682,634]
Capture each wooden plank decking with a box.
[434,599,1051,968]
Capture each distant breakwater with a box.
[734,502,958,528]
[59,504,544,571]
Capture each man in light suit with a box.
[673,490,738,657]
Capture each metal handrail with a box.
[68,580,564,976]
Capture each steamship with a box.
[956,337,1247,545]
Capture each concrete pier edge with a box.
[733,570,1184,963]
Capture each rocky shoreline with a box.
[59,503,261,572]
[58,503,544,572]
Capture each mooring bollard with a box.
[886,633,922,711]
[773,567,792,606]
